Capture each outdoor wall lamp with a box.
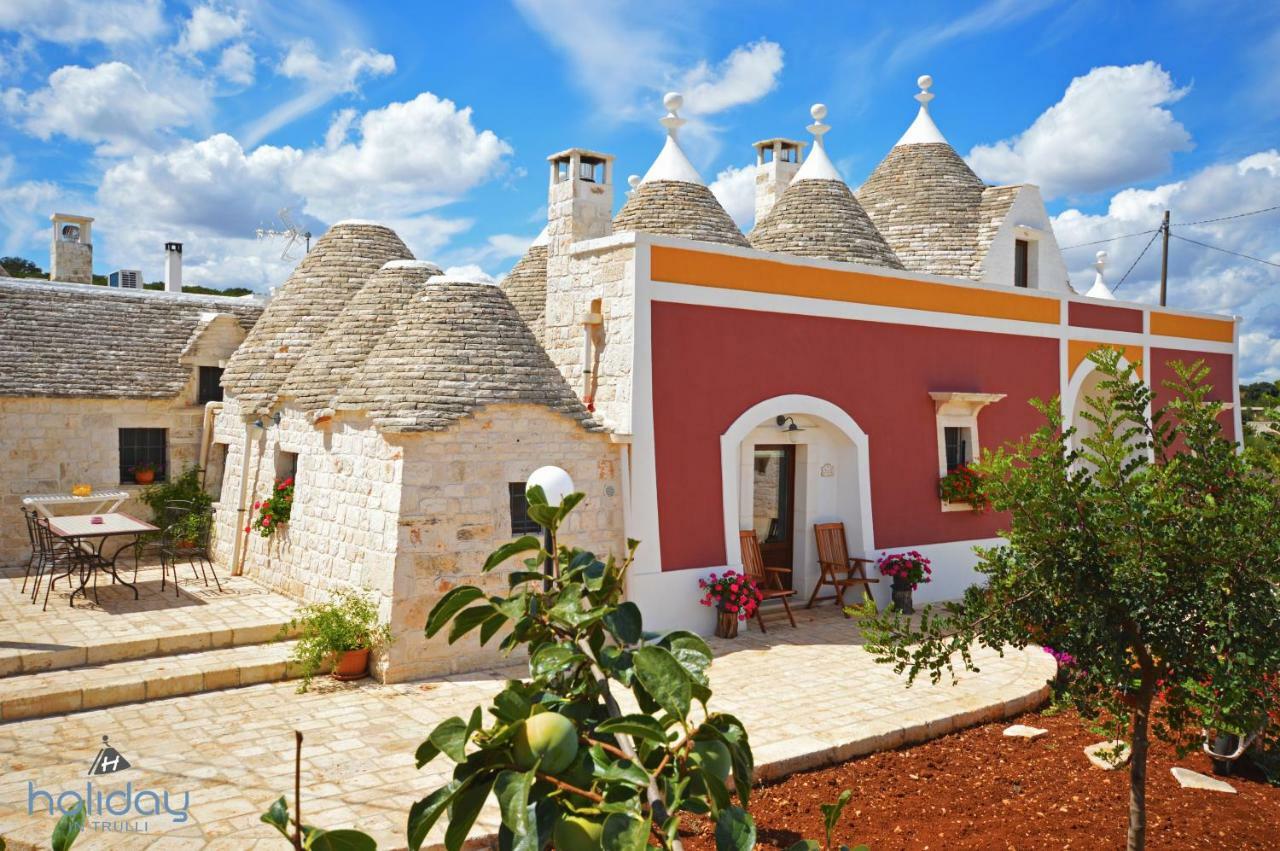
[252,412,283,429]
[526,465,575,590]
[776,415,805,443]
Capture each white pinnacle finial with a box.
[627,174,640,196]
[1086,250,1116,300]
[807,103,830,148]
[915,74,935,109]
[660,91,686,137]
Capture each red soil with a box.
[679,709,1279,850]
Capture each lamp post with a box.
[526,465,574,590]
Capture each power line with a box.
[1060,229,1158,250]
[1170,234,1280,270]
[1111,229,1162,294]
[1173,204,1280,227]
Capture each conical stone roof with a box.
[335,279,598,433]
[222,221,411,413]
[749,178,903,269]
[501,242,548,344]
[279,259,442,415]
[613,180,748,248]
[857,142,987,280]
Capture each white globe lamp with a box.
[526,465,575,506]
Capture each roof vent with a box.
[108,269,143,290]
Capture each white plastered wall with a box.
[980,185,1071,293]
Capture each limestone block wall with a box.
[0,396,205,564]
[543,240,636,434]
[211,403,403,617]
[389,403,624,681]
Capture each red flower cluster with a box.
[876,550,933,589]
[938,465,988,509]
[698,570,763,621]
[250,477,294,538]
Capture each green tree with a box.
[0,256,44,277]
[858,349,1280,851]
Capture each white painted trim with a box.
[648,281,1236,356]
[1232,316,1244,450]
[628,234,663,576]
[718,394,875,568]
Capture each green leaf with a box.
[426,586,485,637]
[592,714,669,743]
[713,806,756,851]
[556,491,586,521]
[821,789,853,847]
[588,745,652,788]
[601,812,650,851]
[308,829,378,851]
[484,536,542,572]
[529,643,587,679]
[603,602,643,645]
[51,800,86,851]
[507,571,546,587]
[449,604,497,644]
[633,645,692,719]
[407,780,463,850]
[786,842,821,851]
[445,774,496,851]
[661,631,713,685]
[428,716,469,763]
[479,611,509,645]
[261,795,291,836]
[526,503,559,528]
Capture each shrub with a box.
[284,587,393,692]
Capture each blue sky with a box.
[2,0,1278,378]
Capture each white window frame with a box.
[930,392,1006,512]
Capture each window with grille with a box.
[197,366,224,404]
[508,483,540,535]
[944,426,971,470]
[119,428,167,483]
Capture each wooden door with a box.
[752,444,795,588]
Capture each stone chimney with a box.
[164,242,183,292]
[50,213,94,284]
[752,138,806,222]
[545,149,615,253]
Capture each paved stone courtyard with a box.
[0,602,1055,850]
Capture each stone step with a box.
[0,641,304,722]
[0,616,299,679]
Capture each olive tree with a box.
[857,349,1280,851]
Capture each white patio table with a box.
[23,490,130,519]
[44,512,156,607]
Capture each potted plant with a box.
[698,570,763,638]
[131,462,160,485]
[938,464,987,510]
[876,550,932,614]
[284,587,393,692]
[249,477,293,538]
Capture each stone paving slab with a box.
[0,563,300,677]
[0,606,1055,850]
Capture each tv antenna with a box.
[255,208,312,260]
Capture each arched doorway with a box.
[719,395,875,602]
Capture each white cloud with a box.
[968,63,1193,198]
[513,0,781,123]
[442,263,498,284]
[3,61,203,155]
[679,41,783,116]
[241,41,396,145]
[889,0,1057,66]
[708,163,756,229]
[1052,150,1280,380]
[0,155,63,255]
[0,0,164,46]
[178,4,246,54]
[90,92,512,291]
[217,42,255,86]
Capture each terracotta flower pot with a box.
[332,647,370,681]
[134,470,155,485]
[715,609,739,639]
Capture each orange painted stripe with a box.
[650,246,1060,325]
[1149,311,1234,343]
[1068,340,1144,380]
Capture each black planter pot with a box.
[1210,732,1240,776]
[891,577,914,614]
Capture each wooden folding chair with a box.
[738,530,797,632]
[809,522,878,608]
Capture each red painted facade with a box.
[650,301,1058,572]
[1068,302,1144,334]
